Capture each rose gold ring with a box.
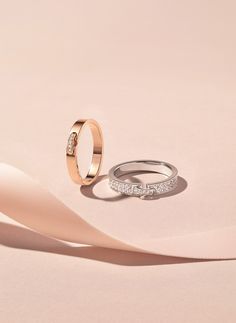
[66,119,103,185]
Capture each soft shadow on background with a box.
[80,174,188,201]
[0,221,211,266]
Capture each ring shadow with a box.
[80,174,188,202]
[0,221,214,266]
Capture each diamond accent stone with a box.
[67,132,77,155]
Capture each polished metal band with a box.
[109,160,178,197]
[66,119,103,186]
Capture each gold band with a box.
[66,119,103,185]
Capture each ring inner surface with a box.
[114,161,173,177]
[86,122,103,181]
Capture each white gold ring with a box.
[108,160,178,198]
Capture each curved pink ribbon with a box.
[0,163,235,259]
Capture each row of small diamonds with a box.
[147,177,177,194]
[109,176,177,196]
[109,180,152,196]
[67,132,77,155]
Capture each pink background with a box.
[0,0,236,322]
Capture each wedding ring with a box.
[109,160,178,197]
[66,119,103,185]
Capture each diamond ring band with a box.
[108,160,178,198]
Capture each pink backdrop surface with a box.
[0,1,236,322]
